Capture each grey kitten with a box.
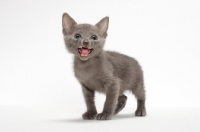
[62,13,146,120]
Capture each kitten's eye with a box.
[74,34,81,39]
[91,35,98,40]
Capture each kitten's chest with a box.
[74,65,104,91]
[74,65,97,83]
[74,68,94,83]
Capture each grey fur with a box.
[62,13,146,120]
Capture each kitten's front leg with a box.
[97,82,119,120]
[82,84,97,120]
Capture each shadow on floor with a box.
[49,113,139,123]
[113,113,136,120]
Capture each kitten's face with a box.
[62,13,109,61]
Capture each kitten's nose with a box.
[83,40,89,46]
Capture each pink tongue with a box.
[81,49,89,57]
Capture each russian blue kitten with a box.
[62,13,146,120]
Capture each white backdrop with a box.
[0,0,200,108]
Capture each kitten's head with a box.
[62,13,109,61]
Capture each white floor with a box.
[0,105,200,132]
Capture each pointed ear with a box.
[62,13,77,35]
[95,16,109,37]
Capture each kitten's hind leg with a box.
[132,82,146,116]
[135,99,146,116]
[114,95,127,115]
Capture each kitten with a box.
[62,13,146,120]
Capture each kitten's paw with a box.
[82,112,97,120]
[135,109,146,116]
[96,113,112,120]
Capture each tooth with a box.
[78,49,81,53]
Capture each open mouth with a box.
[77,47,93,57]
